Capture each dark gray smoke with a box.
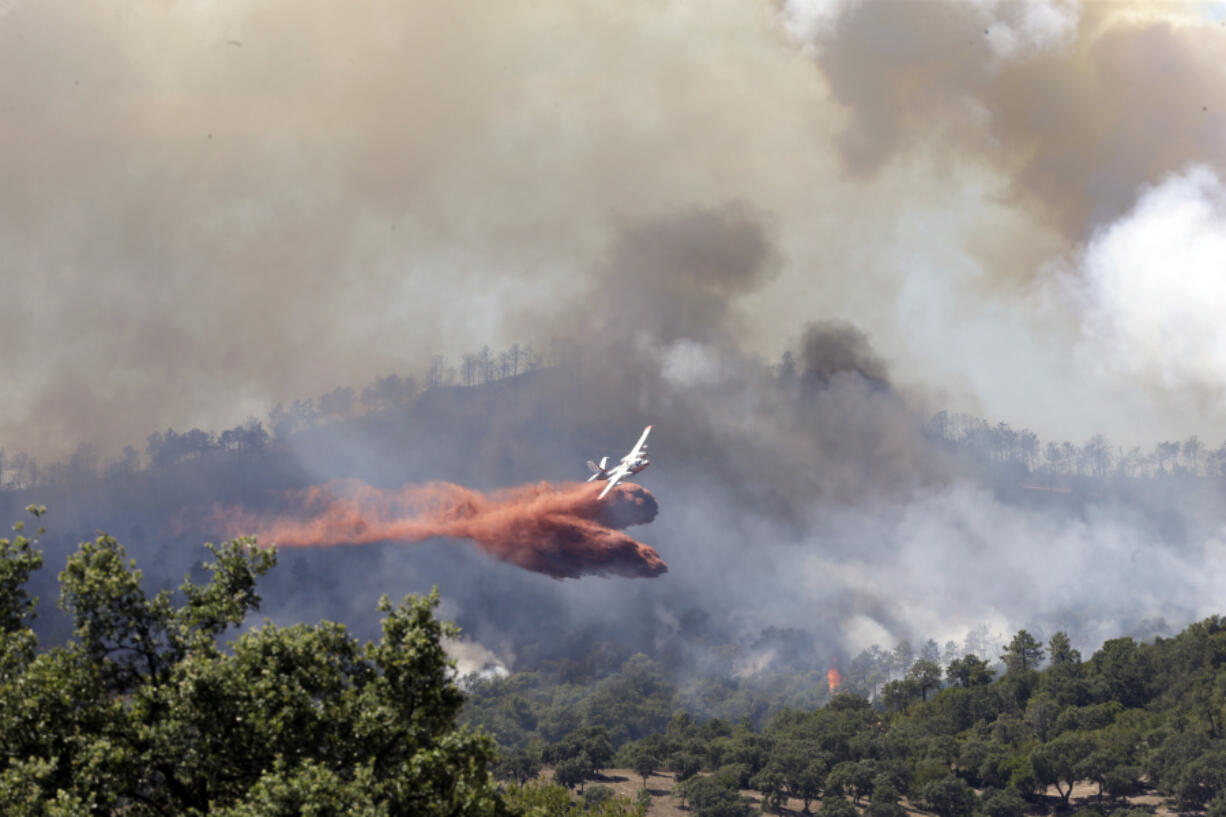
[5,2,1226,688]
[580,205,777,346]
[6,204,1224,686]
[799,1,1226,244]
[799,320,889,386]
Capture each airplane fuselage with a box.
[586,425,653,499]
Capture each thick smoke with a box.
[577,204,777,347]
[219,480,664,580]
[790,0,1226,243]
[5,1,1226,456]
[6,0,1226,691]
[0,0,823,460]
[798,320,888,386]
[1056,165,1226,406]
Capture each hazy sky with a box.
[3,0,1225,460]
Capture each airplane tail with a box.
[585,456,609,482]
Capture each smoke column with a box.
[219,480,666,580]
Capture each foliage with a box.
[583,784,615,809]
[0,512,503,816]
[675,774,755,817]
[817,795,859,817]
[23,503,1226,817]
[631,750,658,787]
[921,775,975,817]
[502,781,644,817]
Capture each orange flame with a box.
[827,666,842,691]
[214,479,667,580]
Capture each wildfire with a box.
[827,666,842,692]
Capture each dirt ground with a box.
[1036,781,1178,817]
[543,769,1177,817]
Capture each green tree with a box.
[881,678,921,713]
[678,775,754,817]
[750,768,788,816]
[1176,751,1226,811]
[817,796,858,817]
[1030,732,1095,805]
[1087,638,1151,708]
[584,784,615,809]
[1210,794,1226,817]
[826,760,873,804]
[1102,765,1143,800]
[921,775,975,817]
[979,787,1026,817]
[546,725,613,774]
[0,506,44,634]
[670,751,703,783]
[503,780,645,817]
[632,751,658,789]
[1002,630,1045,673]
[1023,692,1060,742]
[772,739,826,812]
[1042,632,1090,705]
[1048,632,1081,666]
[553,754,592,793]
[908,659,944,701]
[865,776,907,817]
[0,525,504,816]
[497,746,544,785]
[945,654,994,688]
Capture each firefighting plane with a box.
[586,425,652,500]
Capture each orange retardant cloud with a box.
[219,480,666,579]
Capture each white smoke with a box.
[802,480,1226,655]
[443,636,510,680]
[979,0,1080,61]
[1070,165,1226,404]
[779,0,1080,60]
[660,339,727,388]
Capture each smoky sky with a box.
[801,0,1226,242]
[6,0,1226,687]
[5,1,1226,460]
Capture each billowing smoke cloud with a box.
[5,0,1226,460]
[0,0,822,461]
[1059,165,1226,405]
[789,0,1226,243]
[798,320,888,386]
[577,204,777,347]
[443,636,510,680]
[218,479,666,580]
[8,0,1226,695]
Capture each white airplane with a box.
[586,425,652,500]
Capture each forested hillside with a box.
[469,618,1226,817]
[3,348,1223,667]
[9,503,1226,816]
[0,508,649,816]
[6,345,1226,816]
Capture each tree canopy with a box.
[0,509,504,816]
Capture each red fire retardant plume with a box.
[218,480,666,580]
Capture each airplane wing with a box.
[596,426,652,500]
[597,464,629,500]
[621,425,652,464]
[597,476,618,500]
